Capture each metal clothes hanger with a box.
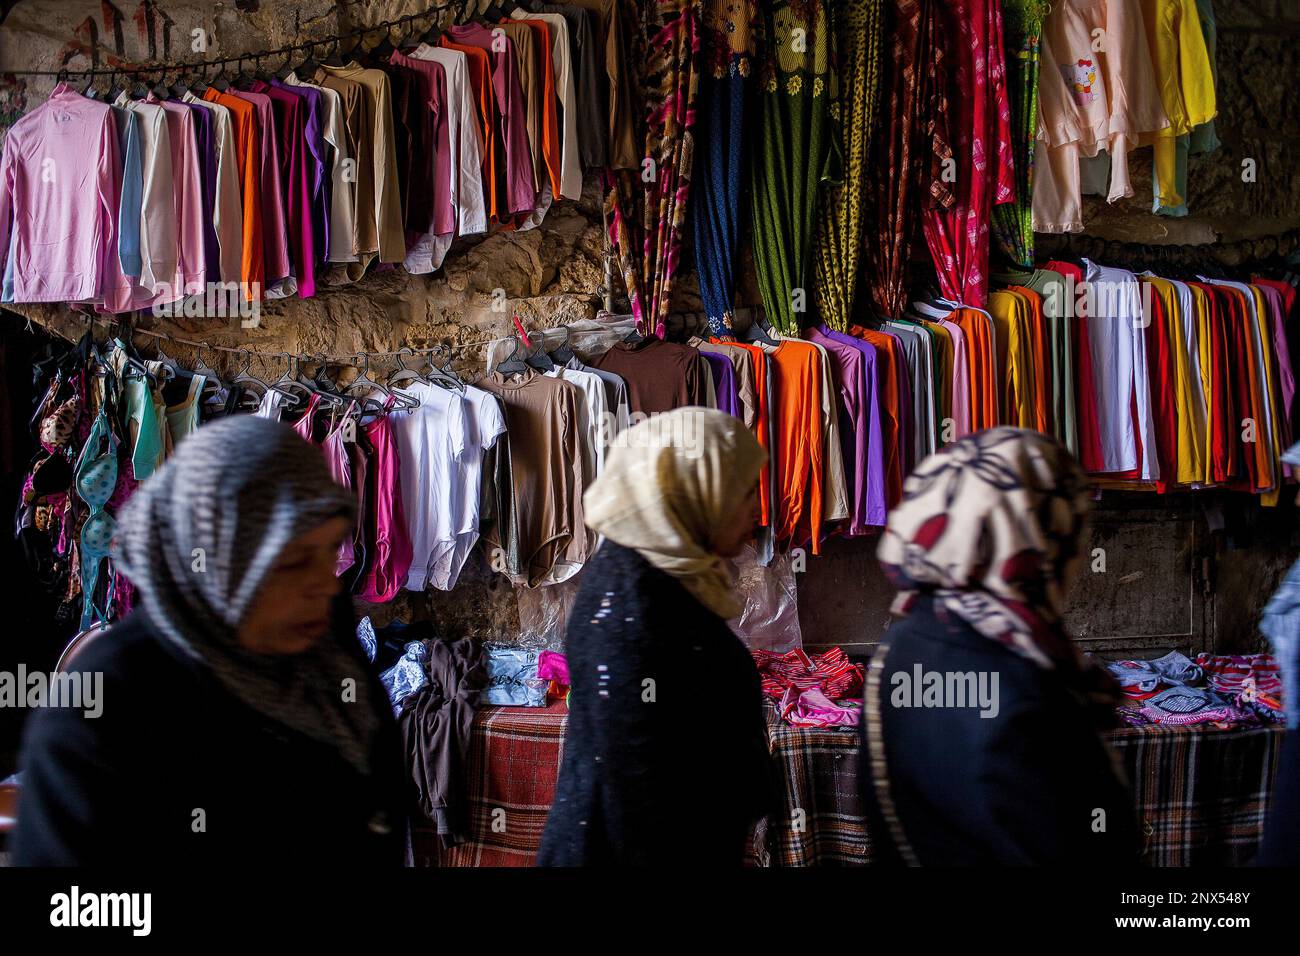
[742,310,779,346]
[323,36,348,68]
[371,24,397,62]
[192,342,228,396]
[212,57,232,92]
[295,41,322,79]
[426,344,467,392]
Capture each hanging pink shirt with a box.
[0,84,132,306]
[228,88,294,294]
[148,94,206,302]
[357,409,414,603]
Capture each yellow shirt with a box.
[988,291,1036,430]
[1140,0,1217,206]
[1144,276,1204,484]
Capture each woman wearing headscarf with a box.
[538,407,776,866]
[13,417,407,866]
[863,427,1136,865]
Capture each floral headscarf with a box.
[877,427,1121,715]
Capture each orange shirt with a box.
[440,39,502,223]
[1008,286,1053,434]
[766,340,826,554]
[950,308,998,430]
[204,88,264,299]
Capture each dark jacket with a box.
[862,596,1138,866]
[12,601,408,866]
[397,636,486,847]
[538,542,775,866]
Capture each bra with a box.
[74,399,120,629]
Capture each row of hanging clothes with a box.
[0,0,633,309]
[16,329,516,631]
[496,257,1300,588]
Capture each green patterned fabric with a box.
[812,0,883,333]
[992,0,1049,269]
[749,0,834,336]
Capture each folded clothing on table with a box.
[753,647,864,729]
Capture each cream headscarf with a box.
[583,406,767,620]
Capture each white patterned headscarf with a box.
[114,416,379,774]
[876,428,1121,717]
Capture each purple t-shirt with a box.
[272,78,330,267]
[813,326,887,528]
[177,99,219,284]
[699,350,740,419]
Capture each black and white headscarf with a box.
[114,416,379,774]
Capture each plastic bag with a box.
[513,574,582,650]
[729,544,802,654]
[481,643,549,707]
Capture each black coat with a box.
[538,542,776,866]
[861,596,1139,866]
[12,602,408,866]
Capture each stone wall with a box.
[1,0,1298,654]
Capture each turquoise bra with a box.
[74,392,120,629]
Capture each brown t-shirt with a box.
[477,368,587,587]
[315,64,406,270]
[566,0,637,169]
[588,338,710,416]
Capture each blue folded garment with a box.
[379,641,431,715]
[1105,650,1203,693]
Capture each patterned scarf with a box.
[812,0,883,333]
[606,0,700,339]
[114,416,381,774]
[876,427,1122,717]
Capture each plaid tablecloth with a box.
[412,701,568,867]
[1109,723,1283,867]
[757,705,1284,867]
[415,701,1283,867]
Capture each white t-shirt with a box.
[390,382,469,591]
[1084,259,1159,480]
[436,385,507,590]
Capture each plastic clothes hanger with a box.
[345,352,415,412]
[548,327,575,365]
[494,336,532,375]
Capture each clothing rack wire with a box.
[4,0,468,79]
[32,310,503,368]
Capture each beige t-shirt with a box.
[315,63,406,271]
[478,368,588,588]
